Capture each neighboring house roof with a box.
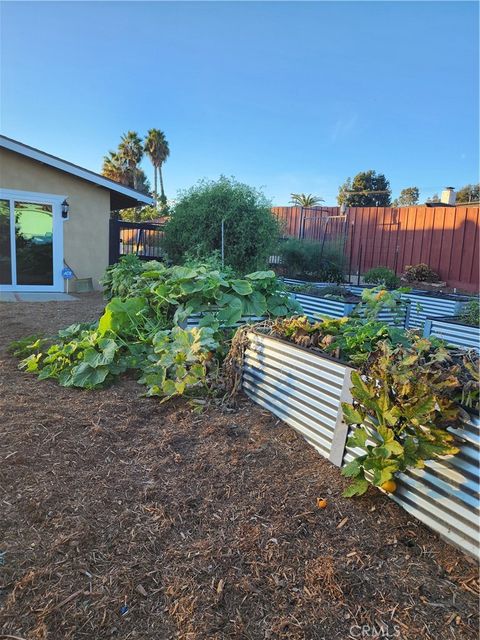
[0,135,154,210]
[425,202,455,208]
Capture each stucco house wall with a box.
[0,147,111,289]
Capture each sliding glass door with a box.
[0,199,12,284]
[0,190,64,291]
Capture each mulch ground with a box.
[0,293,478,640]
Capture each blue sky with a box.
[1,1,478,205]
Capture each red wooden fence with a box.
[272,206,480,293]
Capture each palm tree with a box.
[290,193,325,207]
[102,151,129,185]
[118,131,144,190]
[144,128,170,206]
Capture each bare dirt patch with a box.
[0,294,478,639]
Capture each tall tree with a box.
[337,170,391,206]
[118,131,144,190]
[144,128,170,206]
[456,184,480,203]
[392,186,420,207]
[290,193,324,207]
[102,151,129,185]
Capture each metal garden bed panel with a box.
[242,332,353,465]
[402,293,468,330]
[291,293,353,319]
[423,317,480,351]
[284,279,472,331]
[182,314,264,329]
[291,292,408,327]
[342,414,480,560]
[282,278,332,288]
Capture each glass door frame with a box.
[0,188,65,292]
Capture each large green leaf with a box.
[347,427,368,448]
[266,294,291,316]
[342,477,369,497]
[341,403,363,425]
[245,270,275,281]
[349,371,373,404]
[341,458,364,478]
[179,280,209,295]
[384,440,404,456]
[82,339,119,368]
[230,279,253,296]
[242,291,267,317]
[63,362,110,388]
[98,297,146,336]
[216,297,243,326]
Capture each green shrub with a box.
[182,250,235,277]
[162,177,280,275]
[278,238,345,282]
[316,285,352,298]
[403,263,440,283]
[459,300,480,327]
[364,267,400,288]
[102,254,165,299]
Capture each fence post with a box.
[356,243,363,286]
[404,300,412,329]
[108,218,120,265]
[423,319,433,338]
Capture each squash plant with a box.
[102,256,301,328]
[258,310,479,498]
[341,339,468,496]
[270,314,411,365]
[16,297,219,400]
[13,260,301,403]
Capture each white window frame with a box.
[0,188,65,292]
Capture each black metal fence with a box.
[109,219,165,264]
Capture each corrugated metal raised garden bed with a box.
[282,278,474,331]
[290,289,409,327]
[424,316,480,351]
[242,331,353,466]
[241,329,480,560]
[342,414,480,559]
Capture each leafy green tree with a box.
[118,131,144,190]
[144,129,170,206]
[134,170,151,196]
[337,170,391,206]
[456,184,480,203]
[163,177,280,274]
[290,193,324,207]
[392,187,420,207]
[426,193,440,203]
[102,151,129,185]
[119,204,158,223]
[102,135,150,197]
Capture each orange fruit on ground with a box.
[316,498,328,509]
[380,480,397,493]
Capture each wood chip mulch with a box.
[0,294,478,640]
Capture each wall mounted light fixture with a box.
[61,199,70,219]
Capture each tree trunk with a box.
[153,166,158,206]
[159,164,165,201]
[129,161,137,190]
